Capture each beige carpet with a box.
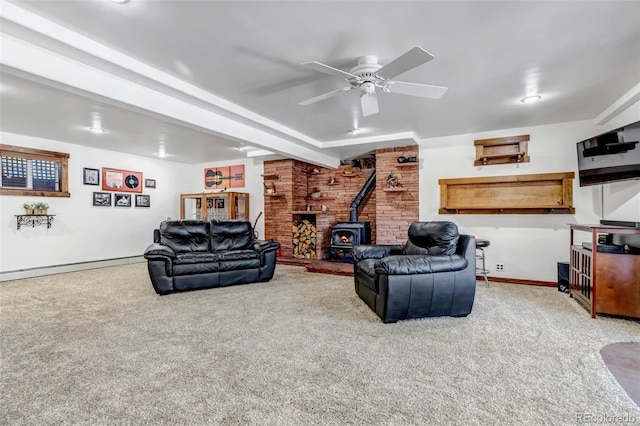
[1,263,639,425]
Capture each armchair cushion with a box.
[352,244,404,263]
[402,221,459,256]
[374,254,468,275]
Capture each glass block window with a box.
[32,160,61,191]
[1,156,28,188]
[0,144,70,197]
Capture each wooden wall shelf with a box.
[261,174,279,180]
[439,172,575,214]
[383,188,408,192]
[396,162,418,168]
[474,135,530,166]
[265,193,285,198]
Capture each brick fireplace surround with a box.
[263,146,419,260]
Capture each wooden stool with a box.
[476,239,490,287]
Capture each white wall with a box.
[0,132,191,276]
[2,103,637,282]
[418,101,640,282]
[191,158,265,238]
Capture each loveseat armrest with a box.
[352,245,404,263]
[144,243,177,260]
[374,254,468,275]
[253,239,280,253]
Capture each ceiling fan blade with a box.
[360,92,379,117]
[301,61,359,80]
[298,86,352,106]
[384,81,448,99]
[376,46,435,79]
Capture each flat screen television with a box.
[576,120,640,187]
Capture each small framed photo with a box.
[215,198,225,209]
[83,168,100,185]
[135,194,150,207]
[145,179,156,188]
[114,193,132,207]
[93,192,112,206]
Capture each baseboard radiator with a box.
[0,256,145,282]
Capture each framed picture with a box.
[114,193,132,207]
[93,192,112,207]
[215,198,225,209]
[135,194,150,207]
[145,179,156,188]
[102,168,143,193]
[204,164,245,189]
[83,168,100,185]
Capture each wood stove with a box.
[329,170,375,262]
[330,221,371,262]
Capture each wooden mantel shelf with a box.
[439,172,575,214]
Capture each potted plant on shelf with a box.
[33,202,50,215]
[23,203,34,215]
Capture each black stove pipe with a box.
[349,170,376,221]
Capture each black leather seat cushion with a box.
[160,220,210,253]
[173,261,221,276]
[217,258,261,271]
[210,220,253,252]
[217,249,260,261]
[174,252,218,264]
[402,221,459,255]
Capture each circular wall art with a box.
[124,174,140,189]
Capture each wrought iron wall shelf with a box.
[15,214,55,229]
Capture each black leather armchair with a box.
[352,221,476,323]
[144,219,279,295]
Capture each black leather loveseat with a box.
[352,221,476,323]
[143,219,280,295]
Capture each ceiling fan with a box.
[298,46,447,117]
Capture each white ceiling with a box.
[1,0,639,166]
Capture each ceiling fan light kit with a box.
[299,46,448,117]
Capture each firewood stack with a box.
[292,220,317,259]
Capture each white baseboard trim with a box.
[0,256,145,282]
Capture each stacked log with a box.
[292,220,317,259]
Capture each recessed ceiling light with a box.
[110,0,130,3]
[88,127,106,133]
[521,95,542,104]
[348,128,362,135]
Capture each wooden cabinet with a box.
[180,192,249,221]
[569,224,640,319]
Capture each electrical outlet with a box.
[496,264,504,271]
